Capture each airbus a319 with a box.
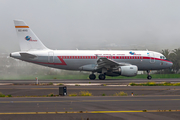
[10,20,173,80]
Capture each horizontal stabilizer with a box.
[20,53,37,59]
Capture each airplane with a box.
[10,20,173,80]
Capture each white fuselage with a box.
[10,50,173,71]
[11,19,173,79]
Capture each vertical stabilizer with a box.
[14,20,48,51]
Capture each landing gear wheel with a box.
[147,75,152,80]
[89,74,96,80]
[146,70,152,80]
[98,74,106,80]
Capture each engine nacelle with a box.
[106,65,138,77]
[120,65,138,77]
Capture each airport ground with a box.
[0,79,180,120]
[1,78,180,84]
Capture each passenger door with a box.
[48,51,54,63]
[149,52,155,63]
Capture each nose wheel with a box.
[147,75,152,80]
[147,70,152,80]
[99,74,106,80]
[89,74,96,80]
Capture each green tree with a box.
[171,49,180,73]
[162,49,171,60]
[161,49,173,73]
[162,48,180,73]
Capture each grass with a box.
[0,92,5,97]
[7,94,12,97]
[130,82,180,86]
[114,91,128,96]
[79,91,92,96]
[0,92,12,97]
[48,82,53,85]
[47,93,54,97]
[69,91,92,96]
[102,93,106,96]
[58,83,64,86]
[143,110,147,112]
[1,74,180,80]
[69,93,78,96]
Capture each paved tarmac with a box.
[0,96,180,120]
[0,85,180,96]
[0,78,180,84]
[0,79,180,119]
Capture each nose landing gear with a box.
[147,70,152,80]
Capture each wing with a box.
[96,57,130,70]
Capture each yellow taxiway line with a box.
[0,110,179,114]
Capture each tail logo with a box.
[25,36,37,42]
[25,36,31,41]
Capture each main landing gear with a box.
[147,70,152,80]
[89,74,96,80]
[89,73,106,80]
[98,74,106,80]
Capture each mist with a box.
[0,0,180,53]
[0,0,179,77]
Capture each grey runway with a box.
[0,79,180,119]
[0,78,180,84]
[0,96,180,120]
[1,85,180,96]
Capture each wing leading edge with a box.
[96,57,131,70]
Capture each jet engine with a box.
[105,65,138,77]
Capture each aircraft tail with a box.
[14,20,49,51]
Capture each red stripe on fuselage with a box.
[57,56,67,65]
[24,56,67,65]
[24,55,172,66]
[58,55,172,63]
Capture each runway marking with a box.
[0,99,180,103]
[0,110,180,114]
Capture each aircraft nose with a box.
[170,62,173,67]
[165,59,173,68]
[167,61,173,68]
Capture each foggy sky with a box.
[0,0,180,53]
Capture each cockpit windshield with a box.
[160,56,166,59]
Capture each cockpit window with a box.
[160,56,166,59]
